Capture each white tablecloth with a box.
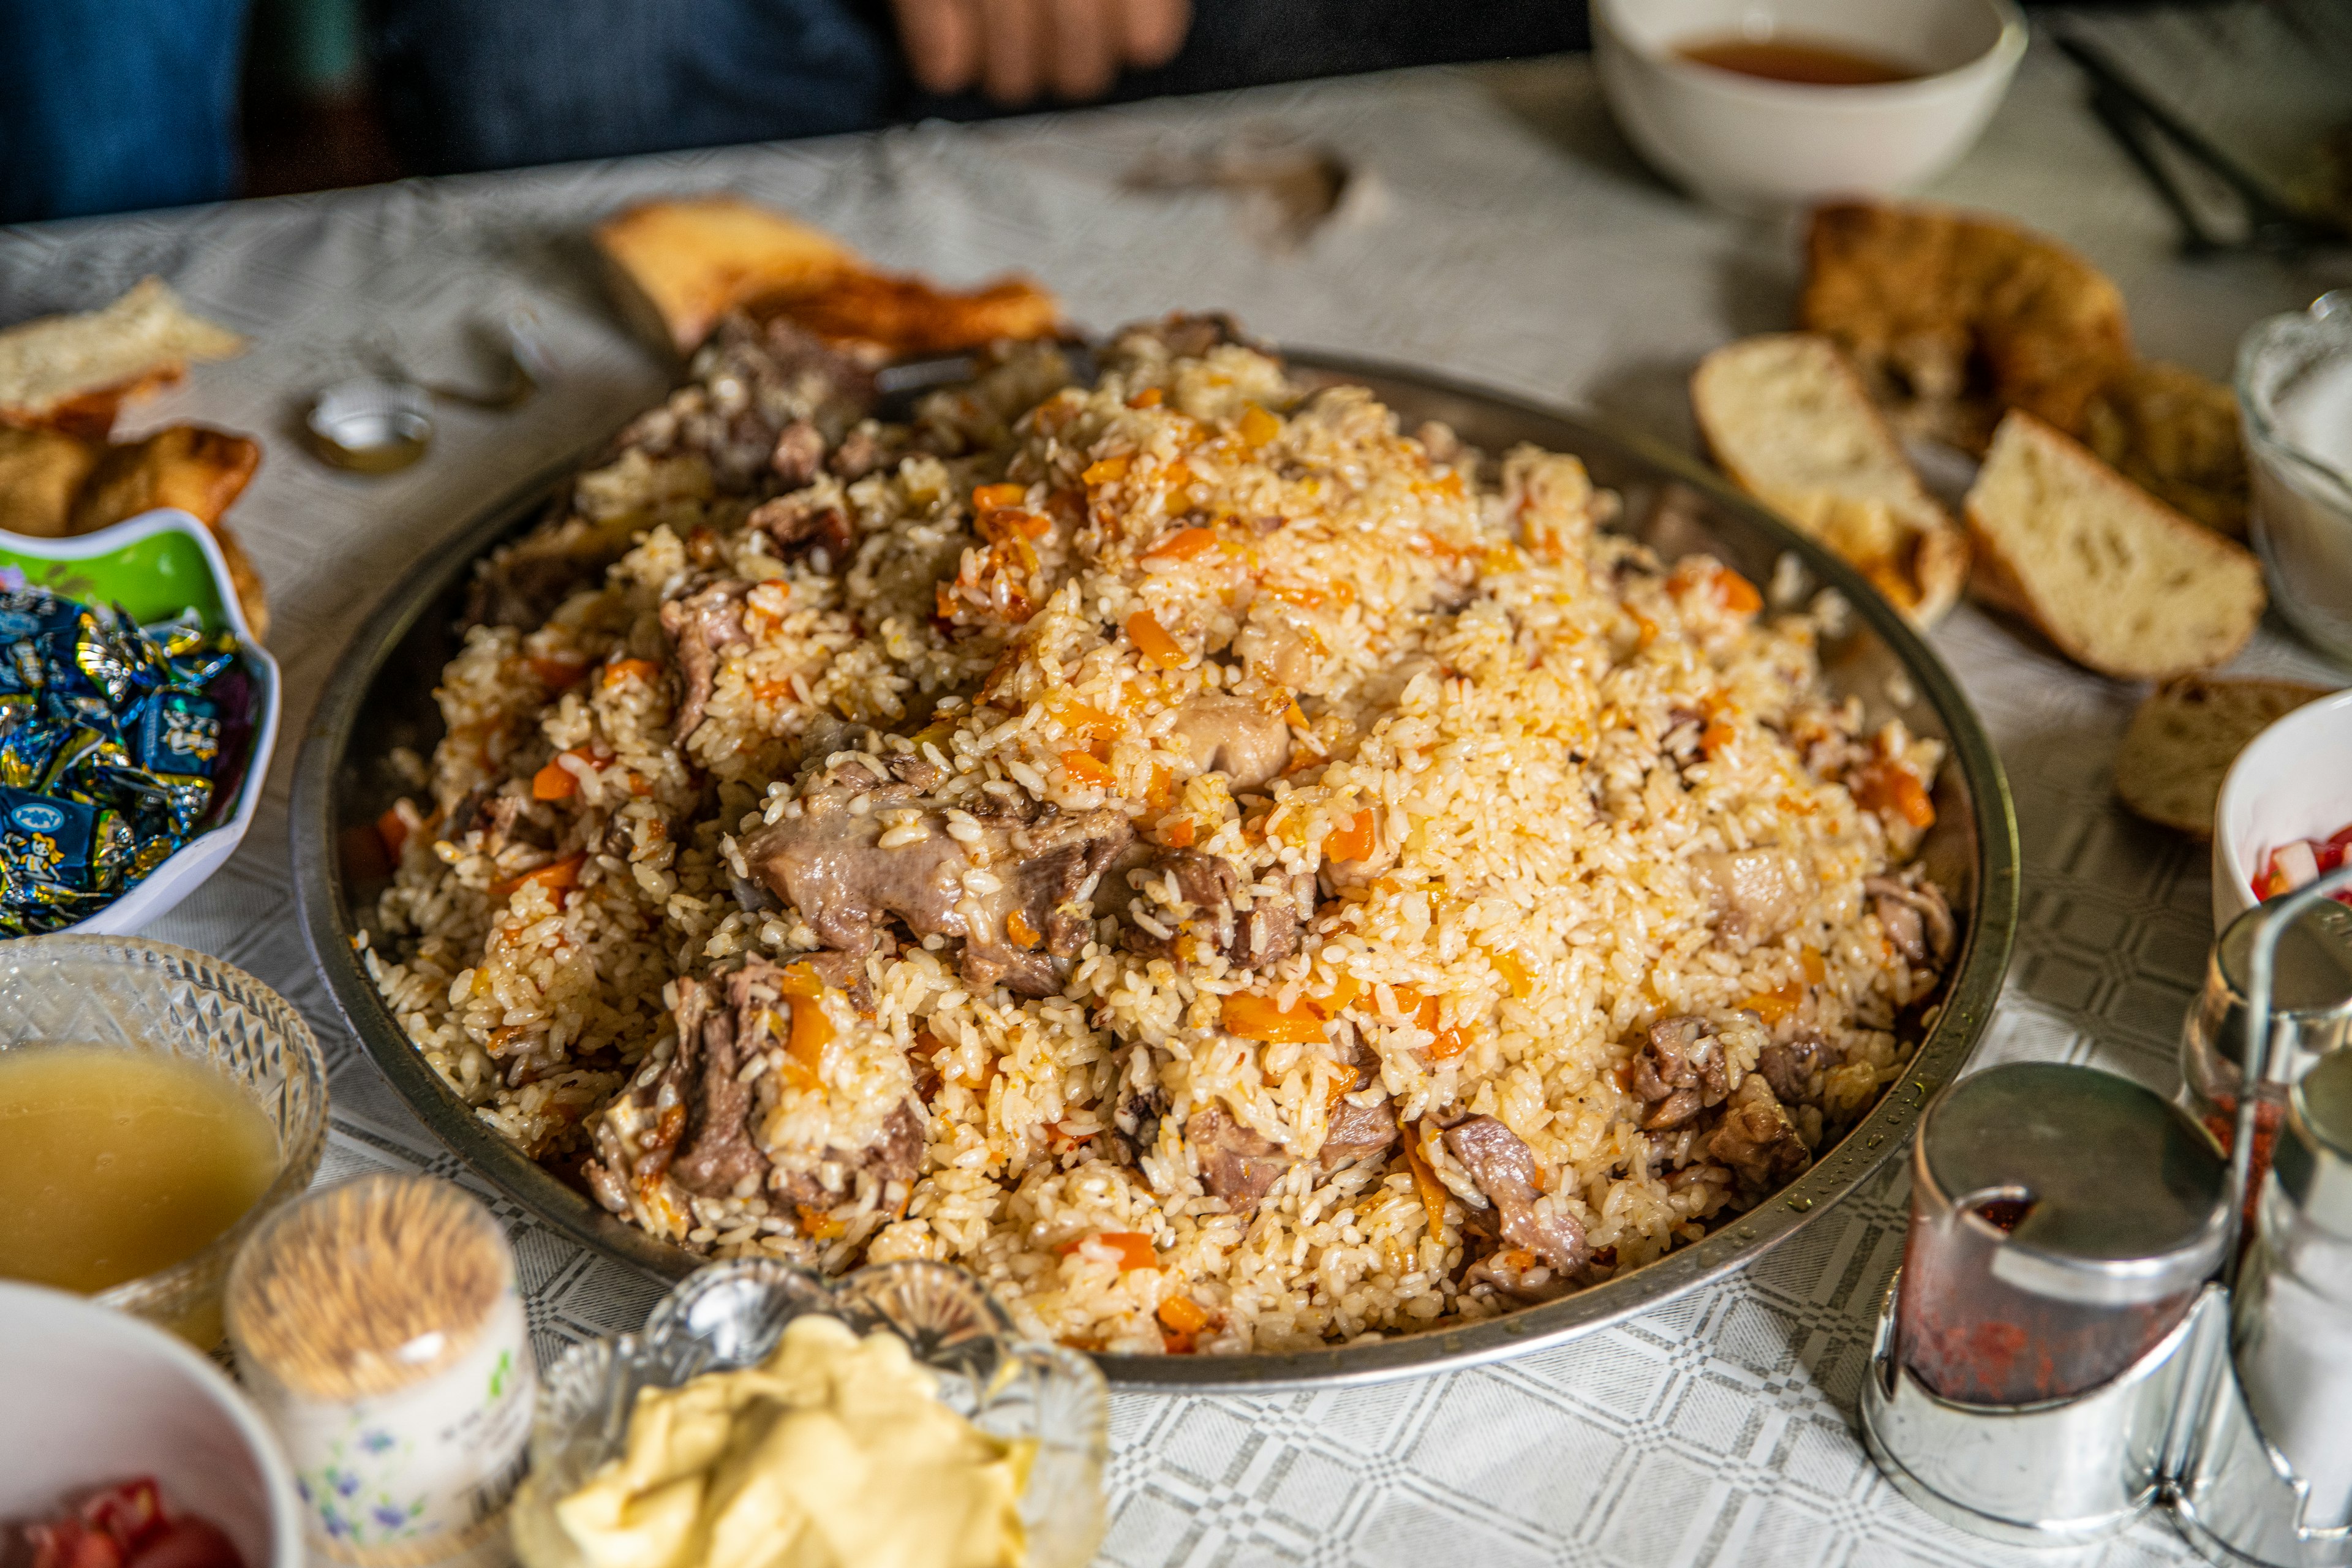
[7,11,2352,1564]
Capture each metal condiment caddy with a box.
[1860,869,2352,1565]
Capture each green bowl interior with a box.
[0,527,235,632]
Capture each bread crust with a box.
[1963,410,2264,680]
[1801,202,2132,455]
[2116,674,2328,837]
[1692,333,1969,625]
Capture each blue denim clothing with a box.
[367,0,892,174]
[1,0,252,223]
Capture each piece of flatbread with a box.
[0,279,244,425]
[1965,410,2265,680]
[1692,333,1969,624]
[2116,675,2329,837]
[596,194,861,355]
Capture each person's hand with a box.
[891,0,1191,105]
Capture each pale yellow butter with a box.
[554,1316,1031,1568]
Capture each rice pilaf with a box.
[363,314,1956,1355]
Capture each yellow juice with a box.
[0,1047,279,1297]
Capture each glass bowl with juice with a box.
[0,936,328,1346]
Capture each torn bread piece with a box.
[2083,359,2249,540]
[2117,675,2329,837]
[69,426,268,638]
[0,279,244,431]
[595,194,1065,358]
[1964,410,2264,680]
[1692,333,1969,624]
[1801,202,2132,455]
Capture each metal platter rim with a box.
[292,347,2019,1393]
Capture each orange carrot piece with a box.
[972,481,1027,511]
[1853,762,1936,829]
[1061,749,1117,787]
[489,851,585,904]
[1128,387,1164,409]
[1126,610,1186,668]
[1428,1028,1469,1061]
[1056,1232,1158,1271]
[1221,993,1328,1044]
[1157,1295,1209,1333]
[1325,809,1375,863]
[1402,1134,1449,1238]
[532,758,578,801]
[1239,404,1281,448]
[1006,910,1042,949]
[602,657,662,688]
[1082,454,1131,486]
[1144,526,1218,563]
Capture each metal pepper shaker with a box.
[2177,1048,2352,1567]
[1860,1061,2232,1545]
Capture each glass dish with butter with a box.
[513,1259,1109,1568]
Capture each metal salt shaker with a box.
[1859,1061,2232,1545]
[2177,1048,2352,1567]
[2182,899,2352,1196]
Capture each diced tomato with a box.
[125,1518,243,1568]
[84,1480,165,1553]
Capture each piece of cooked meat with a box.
[1706,1076,1813,1190]
[658,577,750,744]
[1630,1015,1732,1131]
[1167,691,1292,791]
[1187,1106,1296,1211]
[1865,874,1956,967]
[1442,1115,1588,1273]
[748,490,856,566]
[774,1101,924,1218]
[739,752,1131,1000]
[1319,1091,1399,1171]
[1691,846,1813,943]
[1757,1035,1838,1107]
[666,957,784,1199]
[769,418,826,486]
[1120,848,1306,971]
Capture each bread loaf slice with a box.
[2116,675,2328,837]
[595,195,862,355]
[1964,410,2265,680]
[1692,333,1968,624]
[0,279,244,430]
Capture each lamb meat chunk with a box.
[802,946,876,1015]
[1442,1115,1588,1273]
[770,418,825,486]
[1187,1107,1296,1211]
[748,492,856,566]
[1120,850,1307,972]
[1126,312,1246,361]
[828,422,891,481]
[775,1101,925,1217]
[1319,1092,1399,1170]
[1631,1015,1731,1131]
[666,957,785,1199]
[1758,1035,1838,1107]
[1168,691,1292,791]
[658,578,751,744]
[742,773,1129,1000]
[1706,1076,1813,1190]
[740,778,968,954]
[1692,846,1814,942]
[1867,874,1956,967]
[464,510,636,629]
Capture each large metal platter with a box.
[293,350,2018,1392]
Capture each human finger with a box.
[1048,0,1117,100]
[1115,0,1189,69]
[976,0,1047,104]
[893,0,981,94]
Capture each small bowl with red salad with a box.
[0,1282,300,1568]
[2216,686,2352,926]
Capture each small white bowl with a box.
[0,1280,303,1568]
[2214,687,2352,929]
[1593,0,2028,211]
[0,509,280,935]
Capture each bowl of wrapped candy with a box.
[0,510,279,935]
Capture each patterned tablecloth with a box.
[7,10,2352,1564]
